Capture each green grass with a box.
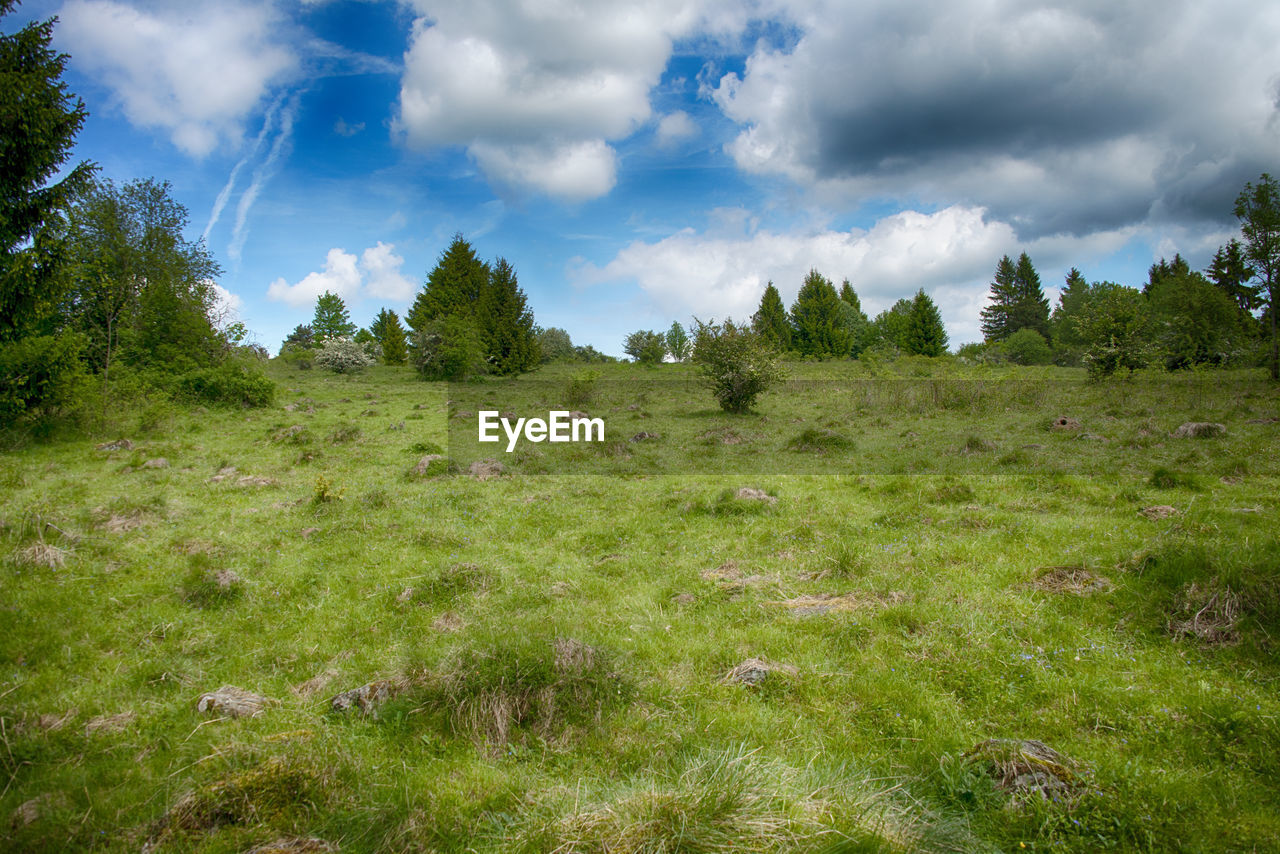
[1,359,1278,852]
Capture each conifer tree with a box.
[1234,173,1280,380]
[790,269,850,358]
[479,257,538,374]
[979,255,1019,342]
[904,289,948,356]
[1207,238,1261,316]
[312,291,356,341]
[369,308,408,365]
[980,253,1048,341]
[838,278,872,358]
[752,281,791,351]
[407,233,489,335]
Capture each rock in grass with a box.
[196,686,272,718]
[330,679,400,714]
[1173,422,1226,438]
[95,438,133,451]
[412,454,446,476]
[966,738,1083,799]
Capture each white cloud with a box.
[267,243,416,307]
[58,0,296,157]
[655,110,699,148]
[579,206,1139,344]
[210,283,244,325]
[229,93,300,261]
[361,242,416,301]
[394,0,760,200]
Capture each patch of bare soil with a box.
[1028,566,1114,595]
[721,657,799,686]
[1169,580,1241,645]
[95,438,133,451]
[733,486,776,505]
[1050,416,1081,431]
[330,678,404,715]
[698,427,747,445]
[468,459,505,480]
[965,738,1085,802]
[84,710,135,735]
[771,590,908,616]
[1140,505,1181,520]
[432,611,465,633]
[700,560,774,594]
[10,793,64,828]
[1173,421,1226,438]
[291,668,339,698]
[196,686,273,718]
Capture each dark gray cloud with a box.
[713,0,1280,239]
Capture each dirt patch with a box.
[721,657,799,686]
[292,668,339,698]
[733,486,776,505]
[965,738,1084,801]
[412,454,446,476]
[468,459,505,481]
[1173,421,1226,438]
[330,678,403,715]
[1169,580,1241,645]
[1140,505,1181,520]
[699,427,747,445]
[1051,416,1082,431]
[196,686,273,718]
[433,611,465,633]
[630,431,660,442]
[84,710,135,735]
[141,457,169,469]
[771,591,907,616]
[701,560,774,594]
[670,592,697,605]
[1028,566,1114,595]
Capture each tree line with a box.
[1,6,272,430]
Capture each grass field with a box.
[2,359,1278,852]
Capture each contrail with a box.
[229,91,301,262]
[201,93,285,245]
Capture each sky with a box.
[13,0,1280,355]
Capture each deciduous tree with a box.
[1235,173,1280,380]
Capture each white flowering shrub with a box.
[314,338,376,374]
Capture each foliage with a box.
[282,323,314,351]
[980,253,1049,342]
[537,327,575,362]
[1048,268,1092,364]
[477,257,539,374]
[408,233,489,332]
[0,331,87,424]
[903,289,949,356]
[839,279,874,358]
[311,291,356,342]
[624,329,667,365]
[1207,239,1260,316]
[872,298,913,352]
[1235,173,1280,379]
[1147,268,1245,369]
[790,269,851,358]
[665,321,691,362]
[314,337,376,374]
[691,318,786,413]
[370,308,408,365]
[1073,282,1152,379]
[175,361,275,408]
[412,315,486,381]
[752,281,791,351]
[1001,328,1053,365]
[574,344,616,363]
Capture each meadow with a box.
[2,359,1278,852]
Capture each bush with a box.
[1002,328,1053,365]
[314,338,375,374]
[624,329,667,365]
[691,319,786,413]
[175,361,275,408]
[0,333,88,426]
[412,317,487,381]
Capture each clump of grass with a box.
[931,481,975,504]
[565,369,599,408]
[180,560,244,609]
[1149,466,1198,490]
[960,435,997,454]
[327,423,361,444]
[361,486,390,508]
[418,636,633,751]
[785,427,854,453]
[153,755,332,841]
[271,425,312,444]
[1168,579,1242,645]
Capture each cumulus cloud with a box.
[655,110,699,148]
[579,206,1137,344]
[267,243,415,307]
[711,0,1280,237]
[394,0,758,200]
[58,0,296,157]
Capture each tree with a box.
[369,308,408,365]
[314,338,375,373]
[407,233,488,334]
[903,289,949,356]
[282,324,314,351]
[312,291,356,342]
[980,253,1048,341]
[1235,173,1280,380]
[1002,328,1053,365]
[0,2,95,422]
[691,318,786,413]
[1147,269,1243,369]
[1073,282,1151,379]
[838,279,873,358]
[1206,239,1260,316]
[790,270,850,358]
[477,257,538,375]
[537,327,575,362]
[872,298,913,351]
[1145,254,1191,294]
[752,281,791,351]
[64,178,223,380]
[665,321,691,362]
[412,315,486,381]
[623,329,666,365]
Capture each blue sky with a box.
[14,0,1279,355]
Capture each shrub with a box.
[623,329,667,365]
[314,337,375,374]
[691,319,786,413]
[565,370,599,407]
[1002,328,1053,365]
[175,361,275,408]
[412,317,486,381]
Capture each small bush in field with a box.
[314,338,375,374]
[691,319,786,414]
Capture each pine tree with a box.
[1207,239,1261,315]
[838,278,872,358]
[873,299,913,350]
[904,289,948,356]
[1049,268,1092,354]
[312,291,356,341]
[790,269,851,358]
[979,255,1019,342]
[1145,254,1191,294]
[752,281,791,351]
[407,233,489,335]
[479,257,538,374]
[369,308,408,365]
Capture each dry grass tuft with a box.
[1028,566,1114,595]
[965,738,1085,801]
[16,541,69,568]
[771,591,907,616]
[1169,580,1242,644]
